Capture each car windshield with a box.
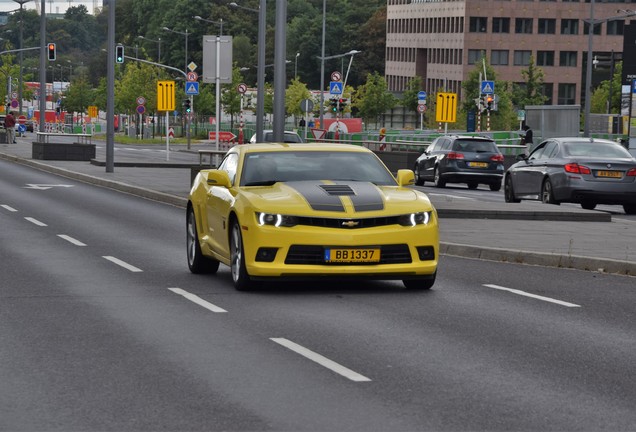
[563,141,633,158]
[263,132,304,143]
[452,139,498,153]
[241,151,397,186]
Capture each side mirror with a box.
[516,153,528,161]
[396,169,415,186]
[205,169,232,188]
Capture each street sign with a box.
[436,92,457,123]
[136,96,146,105]
[418,91,427,100]
[417,104,426,113]
[187,71,198,82]
[331,71,342,82]
[88,105,98,117]
[208,131,236,142]
[481,80,495,94]
[185,82,200,95]
[188,62,197,72]
[237,83,247,94]
[137,105,146,114]
[157,80,176,111]
[300,99,314,113]
[329,81,343,95]
[18,115,26,124]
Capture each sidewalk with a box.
[1,135,635,277]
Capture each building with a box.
[385,0,632,106]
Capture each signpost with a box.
[435,92,457,123]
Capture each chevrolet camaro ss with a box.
[187,143,439,290]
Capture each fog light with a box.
[416,246,435,261]
[256,247,278,262]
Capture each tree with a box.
[63,76,94,119]
[353,72,397,128]
[513,55,547,108]
[590,62,623,114]
[221,66,246,128]
[285,78,311,122]
[401,76,424,115]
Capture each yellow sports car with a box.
[187,143,439,290]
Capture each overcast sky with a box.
[0,0,97,14]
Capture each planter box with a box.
[32,142,96,161]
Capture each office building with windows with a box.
[385,0,631,105]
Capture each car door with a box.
[206,153,238,258]
[513,141,558,195]
[420,138,442,180]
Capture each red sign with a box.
[208,131,237,142]
[18,115,27,124]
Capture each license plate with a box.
[324,248,380,263]
[596,170,622,178]
[468,162,488,168]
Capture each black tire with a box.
[414,163,424,186]
[581,201,597,210]
[623,204,636,215]
[187,208,220,274]
[433,167,445,188]
[403,272,436,290]
[467,182,478,190]
[489,181,502,192]
[504,176,520,203]
[230,221,255,291]
[541,178,559,205]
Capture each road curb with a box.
[440,242,636,276]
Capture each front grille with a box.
[285,244,412,265]
[294,216,400,229]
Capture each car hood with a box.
[240,180,434,215]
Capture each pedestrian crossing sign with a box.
[330,81,343,95]
[185,82,200,95]
[481,80,495,94]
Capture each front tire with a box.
[581,201,597,210]
[624,204,636,215]
[433,167,446,188]
[403,272,436,290]
[230,222,254,291]
[187,208,220,274]
[489,181,502,192]
[414,163,424,186]
[541,178,560,205]
[504,176,520,203]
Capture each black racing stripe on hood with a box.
[286,181,345,212]
[335,181,385,212]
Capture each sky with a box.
[0,0,98,14]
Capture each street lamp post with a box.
[163,26,191,148]
[295,52,300,79]
[193,15,224,36]
[14,0,31,115]
[137,35,162,63]
[230,1,266,142]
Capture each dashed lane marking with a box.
[168,288,227,313]
[483,284,580,308]
[102,256,143,272]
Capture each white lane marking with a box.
[427,193,476,200]
[168,288,227,313]
[483,284,580,308]
[102,256,143,272]
[1,204,17,212]
[57,234,87,246]
[24,184,74,190]
[270,338,372,382]
[25,217,47,227]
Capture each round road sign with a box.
[187,71,198,82]
[136,105,146,114]
[331,71,342,82]
[136,96,146,105]
[417,104,427,113]
[237,83,247,94]
[300,99,314,113]
[18,115,26,124]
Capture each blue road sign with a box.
[185,82,200,95]
[418,91,427,100]
[481,81,495,94]
[330,81,343,95]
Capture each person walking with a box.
[521,124,533,148]
[5,111,16,144]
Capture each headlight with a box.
[257,212,298,227]
[398,211,431,226]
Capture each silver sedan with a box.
[504,137,636,214]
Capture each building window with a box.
[537,51,554,66]
[558,83,576,105]
[514,50,532,66]
[491,50,509,65]
[468,49,484,65]
[541,83,554,105]
[469,17,488,33]
[607,20,624,35]
[559,51,577,67]
[583,21,602,35]
[538,18,556,34]
[492,17,510,33]
[561,19,579,35]
[515,18,533,34]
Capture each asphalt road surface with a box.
[2,160,636,431]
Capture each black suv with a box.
[414,135,504,191]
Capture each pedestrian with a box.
[5,111,16,144]
[299,117,306,128]
[521,124,533,147]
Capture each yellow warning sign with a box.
[157,80,175,112]
[435,92,457,123]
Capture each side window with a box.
[528,142,547,160]
[218,153,238,185]
[440,139,453,151]
[542,141,559,159]
[428,138,440,152]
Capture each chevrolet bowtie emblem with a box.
[341,220,359,227]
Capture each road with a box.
[2,160,636,431]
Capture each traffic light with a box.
[183,98,191,113]
[116,45,124,64]
[486,95,493,111]
[338,98,347,112]
[47,43,56,61]
[330,98,338,113]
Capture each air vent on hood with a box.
[320,184,355,196]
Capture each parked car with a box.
[187,143,438,291]
[413,135,504,190]
[504,137,636,214]
[249,130,304,143]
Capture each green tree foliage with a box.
[590,62,623,114]
[512,55,547,108]
[401,76,424,114]
[221,66,246,127]
[63,76,95,116]
[114,62,165,114]
[285,78,312,120]
[353,72,397,128]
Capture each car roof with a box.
[229,143,371,154]
[443,135,494,141]
[546,137,619,145]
